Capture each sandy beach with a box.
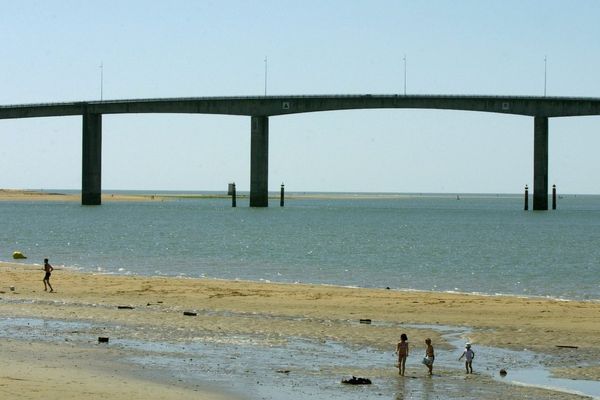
[0,261,598,399]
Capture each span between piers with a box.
[2,94,600,209]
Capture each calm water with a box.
[2,193,599,301]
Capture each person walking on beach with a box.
[458,342,475,374]
[395,333,409,376]
[43,258,54,292]
[423,338,434,375]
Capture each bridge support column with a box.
[533,116,548,210]
[250,116,269,207]
[82,113,102,205]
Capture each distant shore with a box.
[0,261,598,399]
[0,188,227,202]
[0,188,414,203]
[0,188,527,203]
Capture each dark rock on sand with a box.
[342,376,371,385]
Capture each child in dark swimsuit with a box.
[396,333,409,376]
[43,258,54,292]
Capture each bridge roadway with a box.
[2,94,600,209]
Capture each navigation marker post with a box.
[228,182,237,208]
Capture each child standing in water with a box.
[458,342,475,374]
[395,333,409,376]
[424,338,434,375]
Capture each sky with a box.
[1,0,599,194]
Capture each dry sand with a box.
[0,261,598,399]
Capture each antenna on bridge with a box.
[403,55,407,95]
[544,56,547,97]
[264,56,268,96]
[100,62,104,101]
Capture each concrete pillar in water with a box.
[82,113,102,205]
[250,116,269,207]
[552,184,557,210]
[524,185,529,211]
[280,183,285,207]
[533,116,549,210]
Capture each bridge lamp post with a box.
[99,62,104,101]
[544,56,547,97]
[264,56,268,96]
[403,55,407,95]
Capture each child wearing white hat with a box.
[458,343,475,374]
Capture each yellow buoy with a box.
[12,251,27,259]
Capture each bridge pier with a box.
[533,116,548,210]
[82,113,102,205]
[250,116,269,207]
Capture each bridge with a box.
[2,94,600,209]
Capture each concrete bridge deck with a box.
[2,94,600,209]
[2,94,600,119]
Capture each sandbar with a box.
[0,188,172,202]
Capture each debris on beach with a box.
[499,369,507,377]
[183,311,197,316]
[341,376,372,385]
[276,369,291,374]
[117,305,134,309]
[556,345,578,349]
[98,337,109,343]
[359,319,372,324]
[12,251,27,259]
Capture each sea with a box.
[1,191,599,301]
[2,191,600,399]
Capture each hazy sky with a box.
[1,0,599,194]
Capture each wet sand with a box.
[0,262,598,399]
[0,339,236,400]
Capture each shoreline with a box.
[1,261,599,399]
[6,260,598,304]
